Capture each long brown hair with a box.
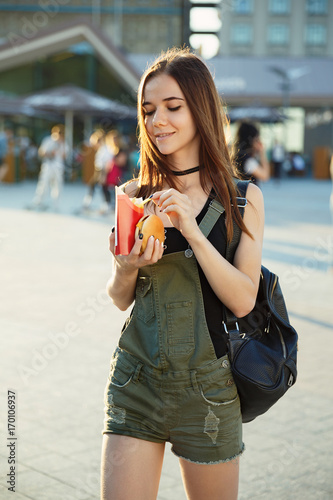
[135,47,251,241]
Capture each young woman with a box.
[235,121,270,185]
[101,48,264,500]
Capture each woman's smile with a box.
[155,132,175,141]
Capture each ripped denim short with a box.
[103,347,244,464]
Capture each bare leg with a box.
[179,456,240,500]
[50,167,63,208]
[101,434,165,500]
[32,164,50,206]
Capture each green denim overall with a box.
[119,199,227,370]
[104,199,244,464]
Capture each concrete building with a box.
[219,0,333,58]
[0,0,332,177]
[0,0,184,55]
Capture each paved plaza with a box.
[0,178,332,500]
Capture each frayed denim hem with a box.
[171,443,245,465]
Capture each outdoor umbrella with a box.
[227,106,286,124]
[22,84,137,153]
[0,95,60,123]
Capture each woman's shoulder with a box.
[245,182,264,215]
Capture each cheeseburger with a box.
[135,215,165,254]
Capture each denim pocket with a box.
[166,301,195,356]
[109,361,134,388]
[199,367,238,407]
[136,276,155,323]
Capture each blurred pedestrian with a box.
[25,141,39,178]
[30,125,68,210]
[102,130,128,211]
[235,121,270,185]
[329,154,333,273]
[290,152,305,177]
[82,129,113,211]
[271,139,285,181]
[127,133,140,179]
[330,154,333,223]
[0,128,13,182]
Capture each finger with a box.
[131,233,145,257]
[140,235,155,262]
[157,239,165,260]
[109,230,116,253]
[159,192,189,212]
[150,238,164,262]
[153,189,179,207]
[151,190,165,205]
[151,189,169,201]
[161,203,182,215]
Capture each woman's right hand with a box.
[253,137,264,154]
[109,228,164,273]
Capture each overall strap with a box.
[199,199,225,238]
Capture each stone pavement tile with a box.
[44,435,99,457]
[0,462,31,490]
[157,485,187,500]
[20,452,81,474]
[297,450,332,482]
[239,486,331,500]
[299,463,333,496]
[43,463,100,500]
[10,468,91,500]
[260,482,332,500]
[238,384,333,499]
[69,448,102,467]
[0,483,34,500]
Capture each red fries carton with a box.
[114,187,144,256]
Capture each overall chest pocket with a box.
[166,301,195,356]
[136,276,155,323]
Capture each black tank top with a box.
[163,195,228,358]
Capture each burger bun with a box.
[135,215,165,254]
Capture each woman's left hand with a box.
[152,189,199,240]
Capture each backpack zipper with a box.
[264,274,278,334]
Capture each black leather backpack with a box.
[224,180,298,423]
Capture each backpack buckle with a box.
[235,197,248,208]
[223,321,240,334]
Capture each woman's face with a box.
[142,73,200,163]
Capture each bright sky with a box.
[189,5,222,59]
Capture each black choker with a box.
[171,165,201,176]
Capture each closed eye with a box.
[143,105,181,116]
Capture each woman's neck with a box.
[168,146,200,173]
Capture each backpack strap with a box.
[225,180,250,263]
[199,183,249,239]
[224,179,250,325]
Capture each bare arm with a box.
[153,184,264,318]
